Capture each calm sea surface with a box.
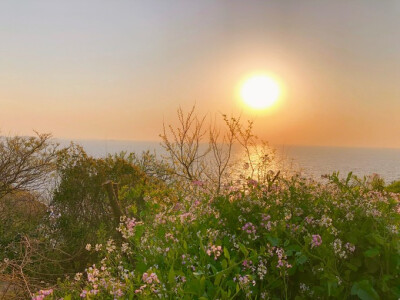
[59,140,400,183]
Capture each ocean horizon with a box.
[56,139,400,183]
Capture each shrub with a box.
[386,180,400,193]
[41,173,399,299]
[50,145,148,272]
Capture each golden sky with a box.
[1,1,399,148]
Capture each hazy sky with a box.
[1,1,399,147]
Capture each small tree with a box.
[160,106,210,182]
[0,132,58,199]
[160,106,280,192]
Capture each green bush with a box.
[386,180,400,193]
[0,191,46,259]
[50,145,148,272]
[36,172,399,299]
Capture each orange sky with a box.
[1,1,399,148]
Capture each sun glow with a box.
[241,75,280,109]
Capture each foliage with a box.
[2,114,400,299]
[40,172,399,300]
[49,144,149,272]
[386,180,400,193]
[0,132,59,199]
[0,192,46,259]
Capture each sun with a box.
[240,75,280,109]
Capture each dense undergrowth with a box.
[33,172,400,300]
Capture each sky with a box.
[1,1,399,148]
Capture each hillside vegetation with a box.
[0,108,399,299]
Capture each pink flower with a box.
[32,289,53,300]
[80,290,88,298]
[311,234,322,248]
[206,245,222,260]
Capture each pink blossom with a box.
[311,234,322,248]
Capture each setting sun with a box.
[241,75,280,109]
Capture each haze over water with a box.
[61,139,400,183]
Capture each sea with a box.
[58,139,400,183]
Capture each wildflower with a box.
[106,239,116,253]
[242,222,256,234]
[304,216,314,225]
[260,214,272,230]
[257,260,268,280]
[242,259,253,269]
[319,215,332,227]
[74,272,83,281]
[345,212,354,221]
[80,290,88,298]
[91,289,99,295]
[95,244,103,251]
[114,289,124,297]
[121,242,130,253]
[275,248,292,269]
[142,272,160,284]
[32,289,53,300]
[206,245,222,260]
[85,244,92,251]
[332,239,347,258]
[118,217,140,239]
[345,242,356,253]
[311,234,322,248]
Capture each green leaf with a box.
[193,271,204,277]
[168,266,175,284]
[286,244,302,252]
[183,240,188,251]
[63,295,72,300]
[214,272,223,286]
[134,224,145,242]
[364,248,380,258]
[345,262,358,272]
[267,235,280,246]
[295,254,308,265]
[200,276,206,295]
[221,259,228,269]
[351,280,380,300]
[370,233,385,246]
[224,247,230,260]
[186,279,201,295]
[239,243,248,257]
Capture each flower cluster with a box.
[275,248,292,269]
[34,171,399,299]
[260,214,273,231]
[117,216,141,239]
[206,245,222,260]
[242,222,258,240]
[32,289,53,300]
[311,234,322,248]
[135,272,161,294]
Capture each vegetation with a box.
[386,180,400,193]
[0,108,399,299]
